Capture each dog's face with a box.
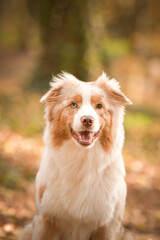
[41,72,131,151]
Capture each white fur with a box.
[73,85,100,133]
[35,141,126,240]
[20,72,130,240]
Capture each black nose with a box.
[80,115,95,127]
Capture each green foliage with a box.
[124,111,154,130]
[102,38,131,59]
[0,155,35,189]
[124,109,160,164]
[0,94,44,137]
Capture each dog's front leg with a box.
[91,224,125,240]
[92,183,126,240]
[91,226,107,240]
[104,198,126,239]
[32,215,60,240]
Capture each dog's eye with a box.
[70,102,77,108]
[96,103,102,109]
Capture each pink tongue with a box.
[81,131,92,141]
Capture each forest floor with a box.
[0,51,160,240]
[0,127,159,240]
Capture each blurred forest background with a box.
[0,0,160,239]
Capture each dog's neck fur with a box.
[39,124,126,224]
[42,121,126,177]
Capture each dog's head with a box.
[41,72,132,151]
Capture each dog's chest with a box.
[44,160,119,226]
[39,147,123,225]
[64,173,117,218]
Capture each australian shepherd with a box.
[19,72,132,240]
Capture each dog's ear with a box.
[40,73,65,103]
[40,86,62,104]
[40,72,78,104]
[96,72,132,106]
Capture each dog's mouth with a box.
[70,129,99,146]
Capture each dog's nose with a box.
[80,115,95,127]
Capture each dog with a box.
[19,72,132,240]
